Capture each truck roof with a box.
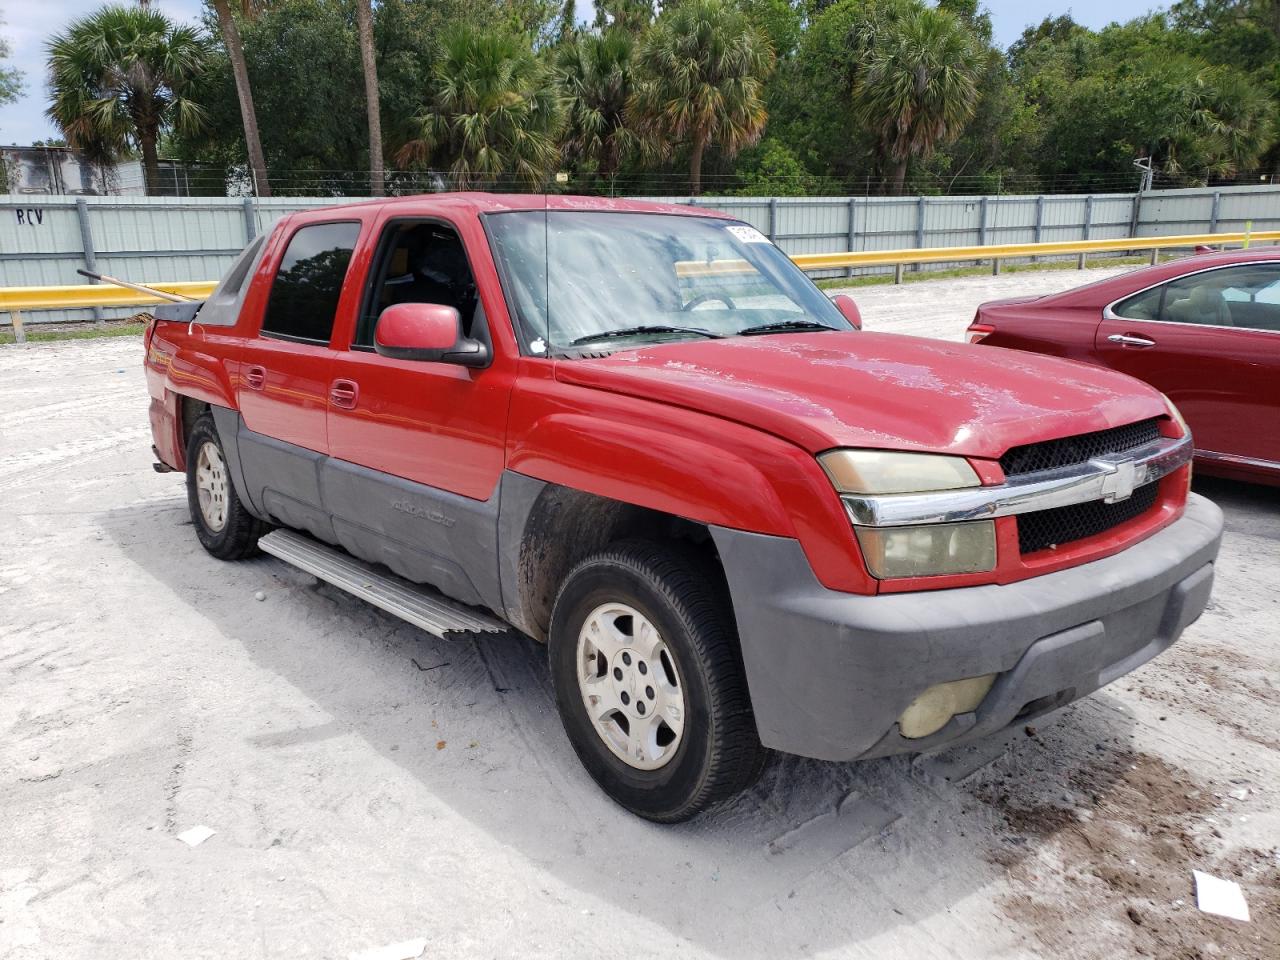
[283,192,734,220]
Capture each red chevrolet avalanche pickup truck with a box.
[145,194,1223,822]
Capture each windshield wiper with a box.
[736,319,841,337]
[571,325,724,346]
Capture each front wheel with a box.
[549,541,766,822]
[185,413,266,561]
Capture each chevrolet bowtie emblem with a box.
[1098,458,1139,503]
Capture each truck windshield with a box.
[484,211,851,352]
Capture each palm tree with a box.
[355,0,384,196]
[209,0,271,196]
[557,30,636,178]
[629,0,774,196]
[852,5,982,195]
[395,25,563,190]
[46,5,207,195]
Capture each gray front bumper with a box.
[711,493,1224,762]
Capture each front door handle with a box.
[330,379,359,410]
[244,365,266,390]
[1107,333,1157,348]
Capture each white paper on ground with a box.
[1193,870,1250,922]
[348,937,427,960]
[175,825,216,847]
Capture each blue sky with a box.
[1,0,1169,147]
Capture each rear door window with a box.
[261,221,362,343]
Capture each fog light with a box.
[855,520,996,579]
[898,674,997,739]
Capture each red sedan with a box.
[968,248,1280,486]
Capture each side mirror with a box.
[831,294,862,330]
[374,303,489,368]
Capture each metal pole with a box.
[1209,191,1221,234]
[914,196,926,273]
[75,198,106,329]
[1033,195,1045,264]
[242,196,257,242]
[1079,196,1093,268]
[847,197,857,279]
[979,196,989,247]
[768,196,778,242]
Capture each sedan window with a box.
[1114,263,1280,332]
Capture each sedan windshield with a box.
[484,211,852,352]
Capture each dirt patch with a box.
[975,750,1278,959]
[1134,648,1280,751]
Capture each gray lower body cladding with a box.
[214,410,505,612]
[711,494,1224,762]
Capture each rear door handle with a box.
[1107,333,1157,348]
[330,379,359,410]
[244,365,266,390]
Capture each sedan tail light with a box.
[967,322,996,344]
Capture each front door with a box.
[1096,261,1280,468]
[324,215,517,609]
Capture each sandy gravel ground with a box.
[2,269,1277,960]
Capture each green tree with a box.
[46,5,208,195]
[557,29,637,177]
[629,0,775,195]
[852,3,983,194]
[208,0,272,195]
[1,14,21,108]
[396,24,564,189]
[735,137,834,194]
[593,0,655,34]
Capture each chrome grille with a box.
[1000,419,1162,477]
[1017,481,1160,554]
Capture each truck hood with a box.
[556,332,1168,458]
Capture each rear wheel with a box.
[185,413,266,560]
[549,541,767,822]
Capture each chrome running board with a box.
[258,529,510,639]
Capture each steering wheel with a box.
[683,293,736,311]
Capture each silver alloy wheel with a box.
[194,440,229,532]
[576,602,686,771]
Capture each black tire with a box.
[185,413,266,561]
[549,540,767,822]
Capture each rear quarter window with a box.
[261,221,362,343]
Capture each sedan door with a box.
[1095,261,1280,471]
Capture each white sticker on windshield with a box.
[727,224,771,244]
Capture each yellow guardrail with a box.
[790,230,1280,272]
[0,280,217,312]
[4,230,1278,342]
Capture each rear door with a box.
[1096,261,1280,467]
[236,218,364,539]
[322,211,518,609]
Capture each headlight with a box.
[855,521,997,579]
[819,450,980,494]
[820,449,994,578]
[1160,393,1189,438]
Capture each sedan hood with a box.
[556,332,1168,458]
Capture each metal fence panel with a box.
[5,185,1280,323]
